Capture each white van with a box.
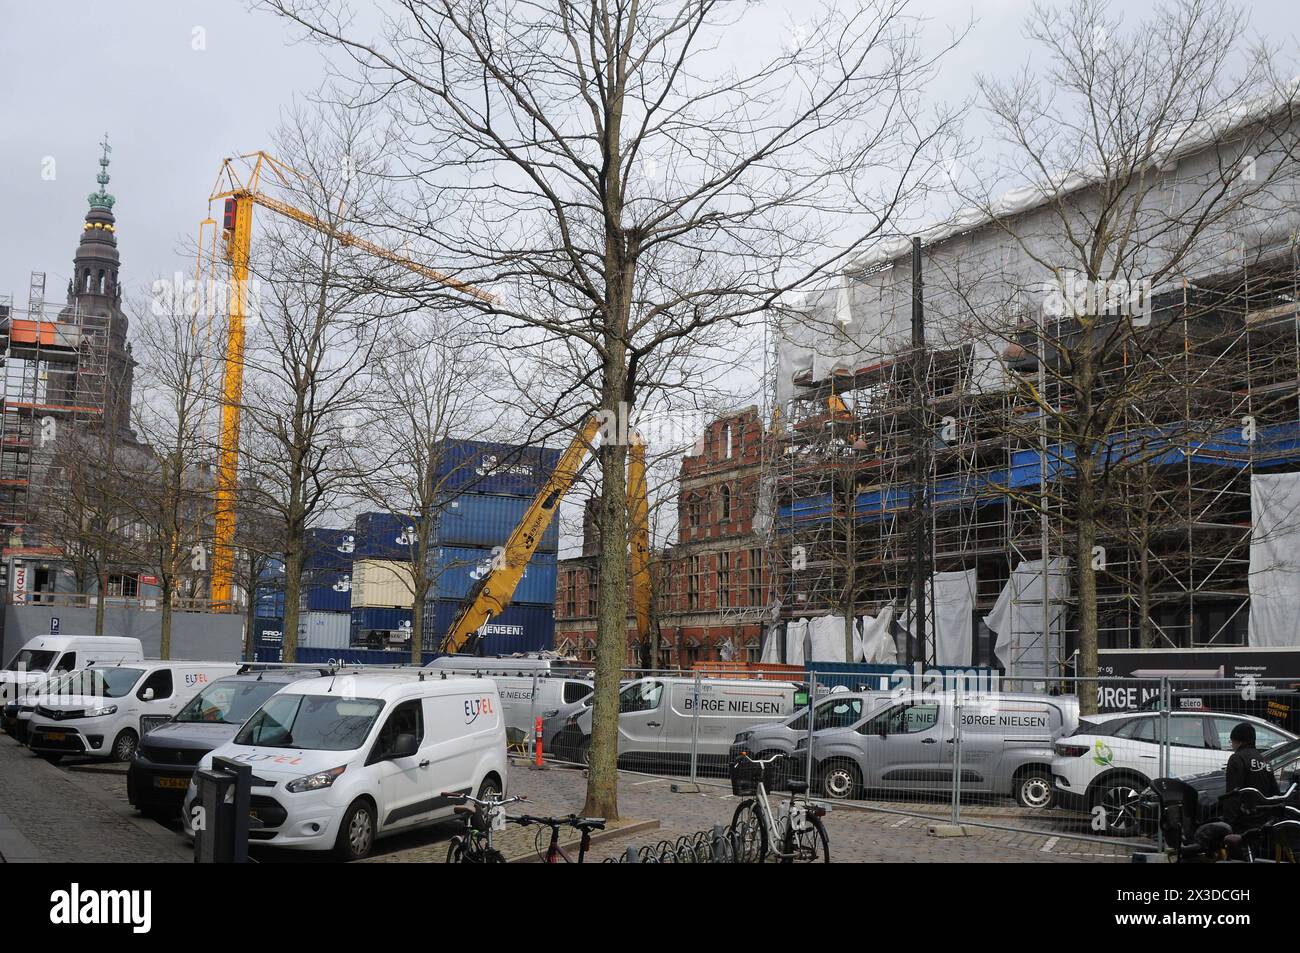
[0,636,143,706]
[27,660,240,762]
[549,676,804,770]
[450,672,592,745]
[185,672,508,860]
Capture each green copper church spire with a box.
[88,134,115,209]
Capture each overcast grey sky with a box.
[1,0,1295,311]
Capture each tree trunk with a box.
[282,543,303,664]
[95,571,106,636]
[159,574,173,660]
[244,575,257,662]
[1076,483,1099,716]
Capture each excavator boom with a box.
[440,418,602,653]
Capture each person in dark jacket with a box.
[1225,722,1279,796]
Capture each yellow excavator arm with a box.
[440,419,654,655]
[440,417,601,653]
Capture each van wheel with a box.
[41,753,63,765]
[472,776,502,832]
[578,739,591,768]
[821,761,860,800]
[335,799,376,861]
[1014,766,1055,809]
[111,729,139,763]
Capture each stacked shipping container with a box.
[252,439,562,659]
[420,438,560,656]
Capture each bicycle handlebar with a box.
[737,751,786,766]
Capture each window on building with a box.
[717,551,731,608]
[688,556,700,610]
[106,573,139,598]
[565,574,576,619]
[685,644,701,665]
[720,483,732,522]
[723,424,734,458]
[687,494,703,530]
[586,572,598,617]
[745,644,760,663]
[748,549,764,607]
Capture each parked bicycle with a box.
[510,812,606,863]
[443,791,526,863]
[730,752,831,863]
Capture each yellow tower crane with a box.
[202,151,493,609]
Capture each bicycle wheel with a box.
[779,813,830,863]
[731,798,768,862]
[445,836,466,864]
[482,848,506,863]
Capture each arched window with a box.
[97,270,105,293]
[83,269,92,292]
[720,483,732,521]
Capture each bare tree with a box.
[237,104,417,662]
[119,283,222,657]
[263,0,958,817]
[938,0,1298,708]
[348,313,497,661]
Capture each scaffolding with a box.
[0,273,111,538]
[772,241,1300,670]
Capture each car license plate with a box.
[155,777,189,790]
[45,731,66,742]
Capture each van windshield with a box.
[5,650,58,672]
[235,694,384,751]
[176,679,283,726]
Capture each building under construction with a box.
[1,143,142,602]
[771,106,1300,678]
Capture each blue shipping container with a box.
[354,512,420,560]
[305,527,356,570]
[434,493,559,551]
[432,439,562,497]
[254,588,286,620]
[351,606,414,634]
[427,546,557,605]
[302,581,352,612]
[421,599,554,656]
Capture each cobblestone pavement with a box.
[0,733,1138,863]
[0,734,189,863]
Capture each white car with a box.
[1051,710,1296,835]
[0,635,143,706]
[183,672,508,861]
[27,661,239,762]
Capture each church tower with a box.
[56,136,137,442]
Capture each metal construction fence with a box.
[524,663,1300,851]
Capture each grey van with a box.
[806,691,1078,808]
[728,691,890,764]
[549,676,803,771]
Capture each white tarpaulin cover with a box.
[902,570,976,666]
[857,606,898,664]
[983,558,1070,677]
[784,619,809,665]
[806,615,859,662]
[1248,472,1300,648]
[935,570,976,666]
[759,623,783,663]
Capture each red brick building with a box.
[555,407,773,667]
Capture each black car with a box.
[1137,738,1300,829]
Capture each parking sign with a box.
[50,616,60,634]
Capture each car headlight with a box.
[285,765,346,793]
[86,705,117,718]
[734,732,751,744]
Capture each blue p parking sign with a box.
[50,616,60,634]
